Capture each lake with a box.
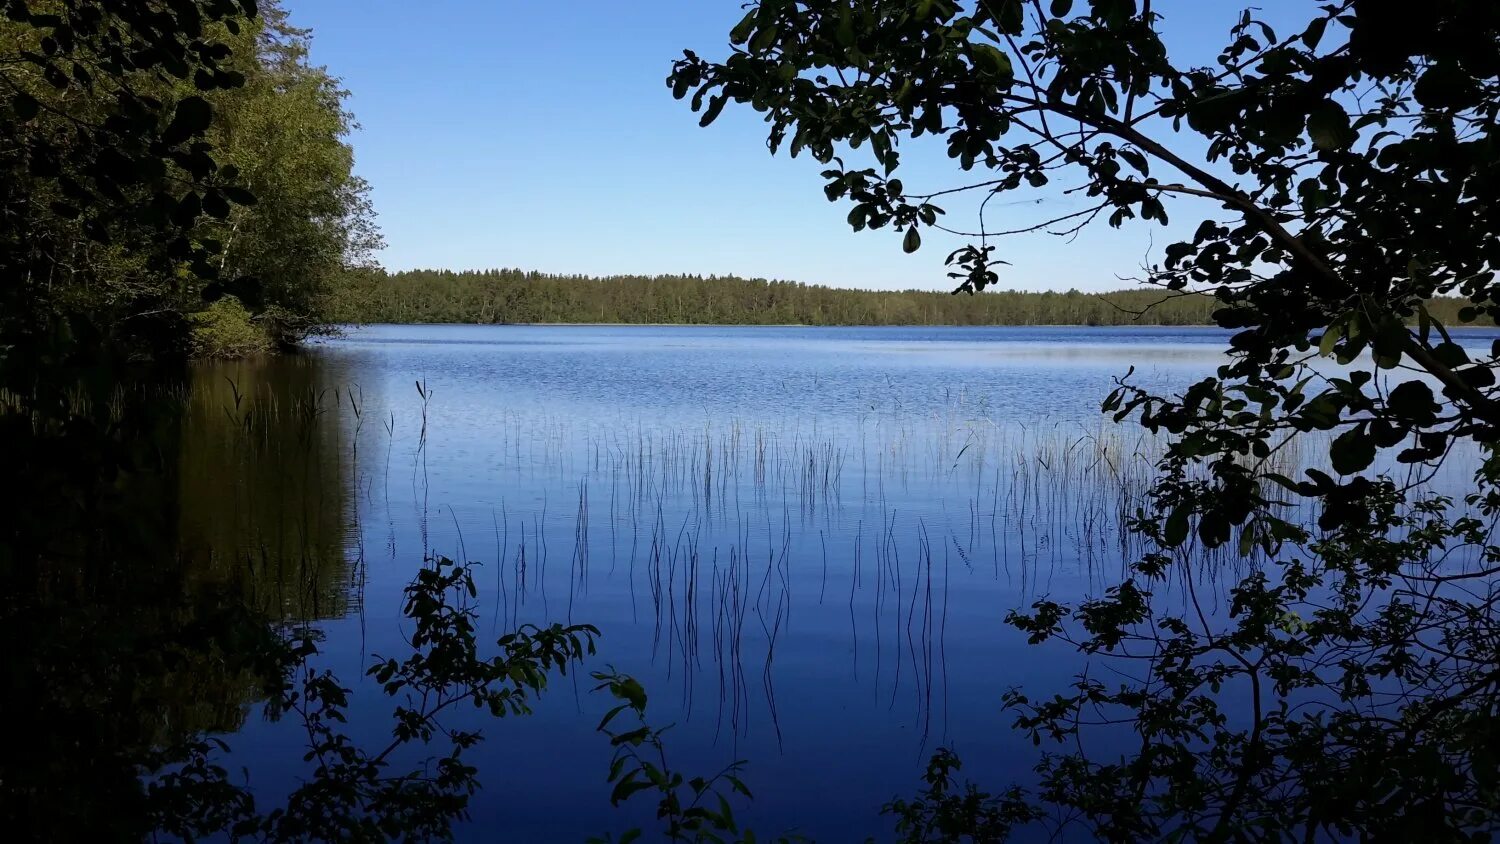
[175,324,1488,841]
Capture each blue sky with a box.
[288,1,1312,292]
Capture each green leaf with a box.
[1118,148,1148,175]
[202,189,230,220]
[171,191,202,227]
[903,226,921,253]
[729,11,755,45]
[1198,510,1230,547]
[699,94,727,128]
[1434,341,1470,368]
[609,772,653,805]
[597,703,629,732]
[995,0,1025,32]
[1460,365,1497,389]
[1388,381,1437,425]
[11,92,39,121]
[749,24,779,53]
[726,773,753,797]
[1307,101,1354,151]
[1050,0,1074,16]
[163,95,213,146]
[618,676,647,710]
[1414,62,1475,110]
[222,185,257,206]
[1416,301,1432,343]
[1301,16,1328,48]
[1164,505,1189,547]
[1318,322,1343,356]
[894,77,915,106]
[1369,419,1407,448]
[970,44,1013,80]
[1330,426,1375,475]
[1371,319,1407,369]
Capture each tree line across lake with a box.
[328,268,1483,328]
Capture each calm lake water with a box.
[177,324,1490,841]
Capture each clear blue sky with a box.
[288,1,1311,292]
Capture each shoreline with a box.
[335,321,1233,330]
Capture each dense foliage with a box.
[1,3,260,833]
[668,0,1500,839]
[337,269,1483,329]
[198,5,379,351]
[154,556,598,842]
[0,0,374,369]
[0,2,401,839]
[332,267,1229,325]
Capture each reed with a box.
[36,369,1478,753]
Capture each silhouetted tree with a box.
[671,0,1500,838]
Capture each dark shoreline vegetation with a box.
[329,268,1486,328]
[331,269,1223,327]
[4,1,1500,842]
[0,1,377,368]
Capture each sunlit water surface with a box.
[180,324,1491,841]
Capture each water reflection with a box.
[178,357,356,622]
[198,328,1240,838]
[10,325,1491,840]
[1,371,294,838]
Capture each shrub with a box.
[189,296,273,359]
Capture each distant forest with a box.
[330,269,1482,328]
[329,268,1220,326]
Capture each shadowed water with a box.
[173,324,1492,841]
